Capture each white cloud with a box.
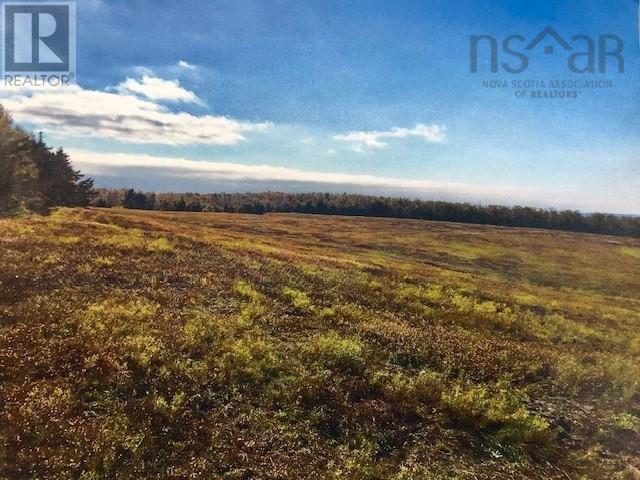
[334,123,447,152]
[177,60,198,71]
[69,149,529,204]
[116,75,203,104]
[0,80,270,147]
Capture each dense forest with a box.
[0,106,94,216]
[93,189,640,238]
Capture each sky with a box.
[1,0,639,213]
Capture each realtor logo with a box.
[2,1,75,86]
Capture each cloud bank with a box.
[69,149,532,205]
[0,78,269,146]
[68,149,639,213]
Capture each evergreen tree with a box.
[0,107,38,215]
[0,105,95,215]
[32,144,95,209]
[123,189,155,210]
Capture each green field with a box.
[1,208,639,479]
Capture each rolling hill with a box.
[1,208,639,479]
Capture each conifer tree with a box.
[0,105,95,215]
[0,106,38,215]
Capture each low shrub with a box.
[282,287,314,313]
[219,338,279,387]
[307,332,365,373]
[234,281,263,302]
[554,353,640,402]
[376,370,553,453]
[101,228,146,250]
[612,413,640,433]
[93,256,115,267]
[79,296,159,339]
[148,237,174,253]
[440,380,553,448]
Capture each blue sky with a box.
[2,0,639,212]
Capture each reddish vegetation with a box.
[1,208,639,479]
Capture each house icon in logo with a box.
[526,26,573,55]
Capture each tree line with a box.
[0,106,94,216]
[2,100,637,238]
[93,189,640,238]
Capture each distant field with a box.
[1,208,639,479]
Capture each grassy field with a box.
[1,208,639,479]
